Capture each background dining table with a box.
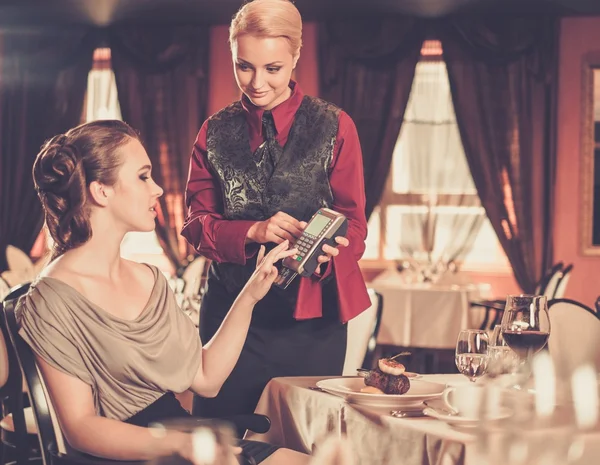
[245,374,600,465]
[370,270,491,350]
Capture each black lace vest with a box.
[205,95,340,301]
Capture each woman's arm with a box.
[189,242,296,397]
[37,357,190,461]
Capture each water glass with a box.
[487,325,520,378]
[455,329,489,382]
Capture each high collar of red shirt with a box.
[240,80,304,139]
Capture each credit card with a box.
[274,266,298,289]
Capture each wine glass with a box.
[455,329,489,382]
[501,295,550,359]
[487,325,520,378]
[500,295,550,388]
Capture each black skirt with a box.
[125,392,279,464]
[193,274,347,425]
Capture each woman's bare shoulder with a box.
[38,254,80,285]
[125,259,158,285]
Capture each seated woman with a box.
[16,120,308,465]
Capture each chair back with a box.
[3,286,160,465]
[539,262,564,298]
[553,264,573,299]
[0,277,10,302]
[533,262,563,295]
[342,289,383,375]
[2,284,68,465]
[2,246,47,288]
[0,283,32,465]
[547,298,600,376]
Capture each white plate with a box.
[356,369,422,379]
[423,406,513,427]
[315,377,445,408]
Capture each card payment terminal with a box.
[274,208,348,289]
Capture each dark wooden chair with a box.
[343,289,385,374]
[362,290,384,370]
[473,262,567,331]
[0,283,40,465]
[553,264,573,299]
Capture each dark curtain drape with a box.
[318,18,426,218]
[441,15,559,292]
[109,25,209,270]
[0,28,96,272]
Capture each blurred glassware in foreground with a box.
[147,418,237,465]
[309,436,355,465]
[471,349,599,465]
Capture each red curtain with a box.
[318,17,426,218]
[441,15,559,292]
[0,27,96,271]
[109,25,209,270]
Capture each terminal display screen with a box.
[304,214,330,236]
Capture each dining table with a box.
[370,270,491,350]
[245,374,600,465]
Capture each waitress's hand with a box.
[246,211,307,244]
[316,236,349,274]
[241,240,297,304]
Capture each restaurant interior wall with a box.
[554,16,600,308]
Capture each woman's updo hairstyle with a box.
[230,0,303,57]
[33,120,139,260]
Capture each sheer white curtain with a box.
[85,67,121,121]
[391,60,484,272]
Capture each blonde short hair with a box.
[230,0,303,56]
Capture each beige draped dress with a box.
[17,264,202,421]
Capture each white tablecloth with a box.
[370,273,490,349]
[246,374,600,465]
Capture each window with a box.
[85,52,121,121]
[83,48,172,272]
[362,41,509,273]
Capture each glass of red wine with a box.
[500,295,550,388]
